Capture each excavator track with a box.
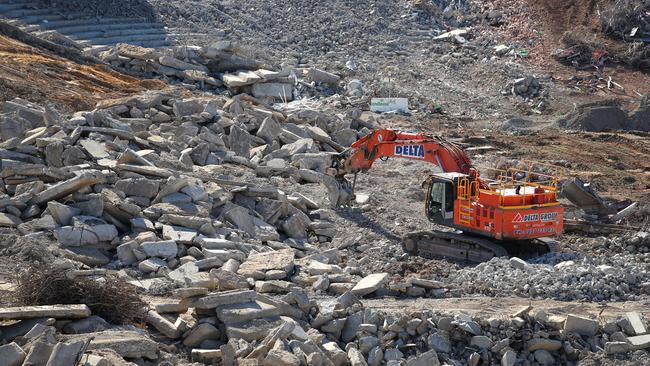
[402,230,558,263]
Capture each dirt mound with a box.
[501,117,535,132]
[630,95,650,131]
[0,28,162,113]
[557,98,650,132]
[557,104,630,131]
[0,230,54,265]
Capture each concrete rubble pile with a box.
[94,42,344,101]
[2,85,647,366]
[446,253,650,301]
[0,21,647,362]
[1,291,649,365]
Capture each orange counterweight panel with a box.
[453,199,563,240]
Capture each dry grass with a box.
[600,0,647,38]
[12,265,146,325]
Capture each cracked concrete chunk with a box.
[162,224,198,244]
[30,171,107,205]
[564,314,599,336]
[238,249,294,277]
[141,240,178,258]
[47,201,81,226]
[0,305,91,320]
[192,289,257,310]
[351,273,389,297]
[0,342,26,366]
[54,223,118,246]
[0,212,22,227]
[216,299,282,324]
[46,340,86,366]
[67,330,159,359]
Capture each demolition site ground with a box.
[0,0,648,366]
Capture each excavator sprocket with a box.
[402,230,558,263]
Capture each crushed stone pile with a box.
[446,253,650,301]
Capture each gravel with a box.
[447,252,650,301]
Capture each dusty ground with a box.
[0,2,647,364]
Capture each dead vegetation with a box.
[0,25,163,112]
[600,0,649,39]
[12,266,146,324]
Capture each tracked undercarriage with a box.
[402,230,560,262]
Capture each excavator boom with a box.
[332,129,474,177]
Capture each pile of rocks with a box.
[572,232,650,256]
[0,84,383,262]
[446,253,650,301]
[95,42,345,101]
[2,290,649,365]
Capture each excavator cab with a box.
[424,173,467,227]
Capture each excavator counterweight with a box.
[331,129,564,262]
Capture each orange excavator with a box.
[329,129,564,262]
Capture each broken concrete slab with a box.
[162,224,198,244]
[222,71,262,87]
[0,342,26,366]
[605,341,630,354]
[30,171,107,205]
[159,56,208,72]
[625,312,647,335]
[46,340,86,366]
[183,323,220,347]
[23,340,54,366]
[238,249,294,278]
[0,305,91,320]
[264,349,301,366]
[54,223,118,247]
[307,68,341,85]
[67,330,159,360]
[527,338,562,352]
[140,240,178,258]
[115,178,160,198]
[628,334,650,350]
[60,246,111,266]
[47,201,81,226]
[0,212,22,227]
[145,310,180,339]
[251,83,293,101]
[116,43,161,60]
[216,299,283,324]
[192,289,257,310]
[351,273,389,297]
[408,278,443,289]
[564,314,599,336]
[167,261,199,283]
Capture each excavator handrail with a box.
[478,165,561,190]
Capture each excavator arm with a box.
[331,128,481,184]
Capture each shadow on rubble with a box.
[39,0,160,22]
[333,207,401,242]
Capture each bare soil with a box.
[0,34,163,112]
